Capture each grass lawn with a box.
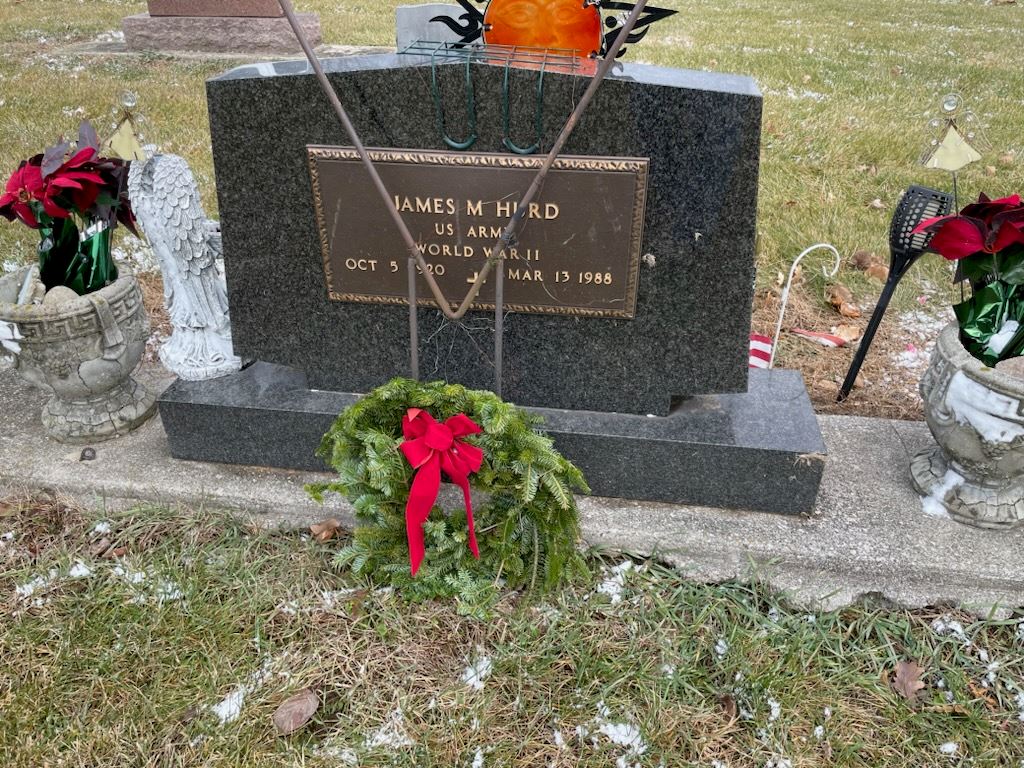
[1,1,1024,416]
[1,494,1023,767]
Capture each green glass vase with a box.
[38,218,118,296]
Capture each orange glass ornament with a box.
[483,0,603,57]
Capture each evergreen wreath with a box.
[309,378,589,616]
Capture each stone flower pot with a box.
[0,266,156,443]
[911,322,1024,530]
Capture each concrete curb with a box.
[2,366,1022,617]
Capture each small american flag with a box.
[749,333,773,369]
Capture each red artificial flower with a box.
[44,147,107,216]
[914,192,1024,260]
[960,193,1022,222]
[0,158,45,228]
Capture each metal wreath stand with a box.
[276,0,652,396]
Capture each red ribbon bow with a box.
[399,408,484,575]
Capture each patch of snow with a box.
[111,234,158,273]
[661,664,676,677]
[211,687,247,725]
[593,701,648,765]
[823,706,832,719]
[765,758,793,768]
[15,569,59,600]
[920,468,964,518]
[945,370,1024,444]
[68,561,93,579]
[714,638,730,659]
[321,588,360,610]
[931,615,970,645]
[277,600,299,615]
[210,659,274,726]
[471,747,484,768]
[553,729,566,749]
[462,655,493,691]
[987,321,1020,356]
[95,29,125,43]
[596,561,633,605]
[364,708,414,749]
[939,742,959,756]
[766,697,782,723]
[813,725,825,740]
[711,761,729,768]
[316,741,358,765]
[91,521,112,535]
[112,564,148,585]
[153,579,183,604]
[2,260,20,274]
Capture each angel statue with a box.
[128,154,241,381]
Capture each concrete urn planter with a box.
[911,322,1024,530]
[0,266,156,443]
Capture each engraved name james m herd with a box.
[308,147,649,319]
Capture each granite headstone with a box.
[159,53,828,513]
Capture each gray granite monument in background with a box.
[159,53,828,514]
[123,0,321,55]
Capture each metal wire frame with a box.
[400,40,594,75]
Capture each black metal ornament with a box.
[836,185,954,402]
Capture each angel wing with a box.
[128,154,227,329]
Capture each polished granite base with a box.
[158,363,826,514]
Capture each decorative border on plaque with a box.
[307,146,648,320]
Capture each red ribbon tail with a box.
[457,476,480,560]
[406,454,441,576]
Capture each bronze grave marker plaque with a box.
[308,147,648,319]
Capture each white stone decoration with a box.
[911,322,1024,530]
[0,318,22,355]
[128,154,241,381]
[0,266,156,443]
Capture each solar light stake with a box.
[836,185,953,402]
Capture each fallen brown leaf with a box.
[832,324,862,344]
[273,688,320,735]
[826,284,854,305]
[90,537,112,557]
[717,693,738,722]
[826,284,862,318]
[986,165,997,177]
[967,681,999,711]
[851,250,876,270]
[892,660,926,701]
[310,518,343,542]
[866,263,890,282]
[869,198,886,210]
[839,302,862,318]
[999,151,1016,167]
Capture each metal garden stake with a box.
[836,185,953,402]
[277,0,651,393]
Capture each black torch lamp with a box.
[836,185,954,402]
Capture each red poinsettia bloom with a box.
[45,147,107,216]
[914,192,1024,261]
[0,158,46,228]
